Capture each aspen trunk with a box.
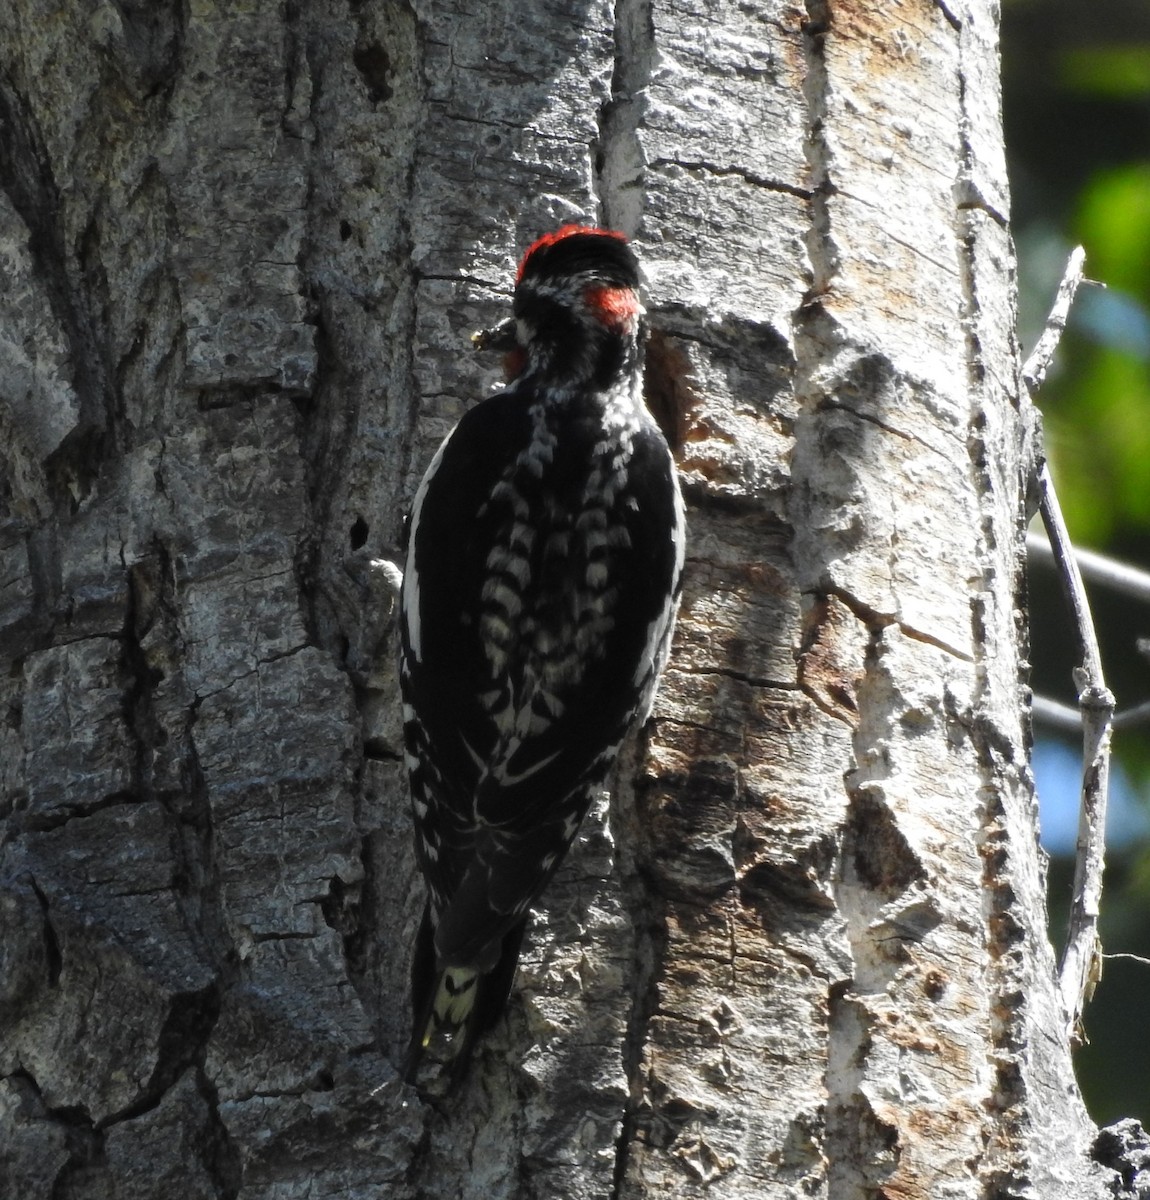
[0,0,1123,1197]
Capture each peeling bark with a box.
[0,0,1124,1197]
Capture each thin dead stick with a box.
[1023,245,1115,1037]
[1027,529,1150,605]
[1022,245,1087,392]
[1035,464,1115,1038]
[1027,535,1150,728]
[1114,700,1150,731]
[1033,694,1150,734]
[1030,694,1084,733]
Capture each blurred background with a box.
[1003,0,1150,1126]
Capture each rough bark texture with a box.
[0,0,1120,1198]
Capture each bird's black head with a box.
[516,226,639,294]
[508,225,643,388]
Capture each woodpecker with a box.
[399,226,685,1084]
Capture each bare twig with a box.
[1033,694,1150,733]
[1034,465,1115,1038]
[1027,530,1150,605]
[1022,245,1087,393]
[1101,952,1150,967]
[1114,700,1150,731]
[1030,694,1085,733]
[1022,245,1116,1038]
[1027,535,1150,728]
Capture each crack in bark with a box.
[818,395,947,452]
[196,1066,244,1200]
[595,0,654,234]
[0,75,113,455]
[320,848,376,1015]
[816,584,974,664]
[26,876,63,986]
[191,641,311,702]
[932,0,963,34]
[798,681,858,728]
[15,790,140,836]
[648,157,812,200]
[290,0,429,1107]
[5,1066,106,1196]
[799,0,837,297]
[950,15,1036,1184]
[1,487,62,661]
[608,737,667,1200]
[822,610,927,1198]
[415,271,503,290]
[678,663,798,691]
[96,985,222,1130]
[955,193,1009,227]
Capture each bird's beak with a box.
[471,318,518,353]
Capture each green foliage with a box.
[1078,163,1150,294]
[1038,164,1150,544]
[1062,44,1150,100]
[1046,346,1150,543]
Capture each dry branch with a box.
[1022,245,1116,1036]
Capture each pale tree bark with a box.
[0,1,1134,1198]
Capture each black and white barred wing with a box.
[401,391,684,958]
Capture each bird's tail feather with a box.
[404,909,527,1089]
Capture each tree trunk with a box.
[0,0,1124,1197]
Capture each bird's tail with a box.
[404,907,527,1089]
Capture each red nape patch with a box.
[583,284,640,329]
[516,224,628,282]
